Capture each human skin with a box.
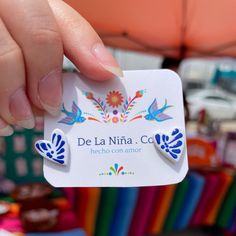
[0,0,122,136]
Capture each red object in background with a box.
[190,173,220,226]
[63,188,76,209]
[11,183,53,205]
[187,138,220,168]
[84,188,101,236]
[202,172,233,226]
[128,187,158,236]
[75,188,101,236]
[65,0,236,59]
[146,186,166,235]
[0,197,78,233]
[20,198,59,232]
[0,215,23,233]
[76,188,89,229]
[55,211,79,232]
[147,184,177,234]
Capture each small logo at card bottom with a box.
[99,163,134,176]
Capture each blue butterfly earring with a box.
[35,129,69,166]
[153,128,185,163]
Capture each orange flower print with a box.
[106,91,124,108]
[112,117,119,123]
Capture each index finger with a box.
[48,0,123,80]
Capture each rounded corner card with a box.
[43,70,188,187]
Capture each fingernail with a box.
[39,69,62,116]
[40,103,60,116]
[9,88,35,129]
[99,64,124,77]
[0,125,14,136]
[92,43,123,77]
[16,119,35,130]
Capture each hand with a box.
[0,0,122,136]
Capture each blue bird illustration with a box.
[145,98,172,122]
[58,101,86,125]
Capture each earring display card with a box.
[43,70,188,187]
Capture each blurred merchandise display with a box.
[0,201,10,215]
[0,183,80,234]
[223,132,236,168]
[187,137,220,168]
[0,118,44,184]
[187,89,236,121]
[0,172,236,235]
[186,66,236,126]
[20,201,59,232]
[11,183,53,204]
[0,97,236,236]
[211,68,236,95]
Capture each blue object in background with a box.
[109,187,139,236]
[174,172,205,230]
[227,207,236,231]
[211,68,236,94]
[26,228,85,236]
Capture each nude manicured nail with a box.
[9,88,35,129]
[16,119,35,129]
[92,43,123,77]
[0,125,14,136]
[99,64,124,77]
[39,69,62,116]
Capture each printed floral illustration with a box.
[83,91,110,123]
[58,90,173,125]
[120,90,144,123]
[106,91,124,108]
[99,163,134,176]
[83,90,145,123]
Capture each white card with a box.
[43,70,188,187]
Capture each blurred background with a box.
[1,0,236,235]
